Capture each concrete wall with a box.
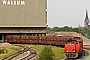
[0,27,46,33]
[0,0,47,27]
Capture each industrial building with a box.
[0,0,47,42]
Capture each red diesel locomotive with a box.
[64,37,83,58]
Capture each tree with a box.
[46,26,90,37]
[39,45,54,60]
[61,26,72,31]
[46,27,52,33]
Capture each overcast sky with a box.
[47,0,90,27]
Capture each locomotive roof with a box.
[67,37,83,41]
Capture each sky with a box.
[47,0,90,27]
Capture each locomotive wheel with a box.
[74,53,78,58]
[65,52,78,58]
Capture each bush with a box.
[39,45,54,60]
[0,48,7,54]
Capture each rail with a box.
[20,48,37,60]
[1,45,37,60]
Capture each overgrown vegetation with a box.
[0,45,20,58]
[39,45,54,60]
[25,44,64,60]
[0,48,7,54]
[46,26,90,38]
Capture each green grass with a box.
[52,46,65,60]
[0,45,21,58]
[85,55,90,60]
[0,44,65,60]
[24,44,65,60]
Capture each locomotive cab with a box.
[64,40,78,58]
[64,37,83,58]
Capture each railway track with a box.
[1,45,37,60]
[81,45,90,59]
[20,48,37,60]
[0,44,89,60]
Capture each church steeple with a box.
[84,9,89,26]
[85,9,88,20]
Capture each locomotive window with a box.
[66,42,70,44]
[71,41,74,44]
[66,41,75,44]
[76,42,78,44]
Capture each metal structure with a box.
[0,0,47,42]
[5,35,75,46]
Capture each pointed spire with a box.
[84,9,89,26]
[85,9,88,19]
